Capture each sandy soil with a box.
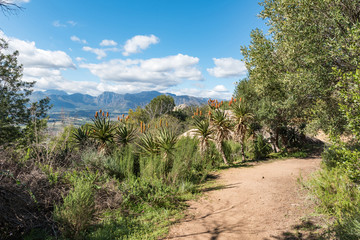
[166,157,322,240]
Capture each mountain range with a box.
[29,90,209,119]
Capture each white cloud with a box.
[100,39,117,47]
[0,31,77,95]
[6,0,30,4]
[82,46,119,60]
[70,35,87,44]
[123,34,159,56]
[0,31,75,69]
[80,54,202,91]
[213,85,228,92]
[53,20,77,28]
[75,57,86,62]
[207,57,247,78]
[169,85,231,99]
[82,46,107,60]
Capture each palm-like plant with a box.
[114,122,137,147]
[137,132,159,155]
[156,127,178,161]
[90,111,115,153]
[210,108,232,165]
[193,116,213,156]
[230,98,253,162]
[72,124,91,149]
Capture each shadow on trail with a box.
[202,182,242,192]
[164,220,247,240]
[265,220,326,240]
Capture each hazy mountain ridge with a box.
[30,90,209,118]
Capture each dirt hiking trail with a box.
[166,157,322,240]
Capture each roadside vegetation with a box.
[2,0,360,239]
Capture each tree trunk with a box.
[216,141,228,165]
[240,142,246,162]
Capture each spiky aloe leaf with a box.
[114,123,138,147]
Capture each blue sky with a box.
[0,0,266,99]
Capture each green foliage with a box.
[0,39,51,146]
[103,146,137,180]
[156,127,178,160]
[38,163,60,185]
[72,124,91,149]
[307,167,360,239]
[230,98,253,161]
[90,112,115,152]
[144,94,175,120]
[137,132,160,155]
[210,108,232,165]
[114,122,138,147]
[248,134,272,160]
[322,144,360,183]
[193,115,213,155]
[128,106,148,123]
[337,69,360,140]
[54,177,95,239]
[222,140,242,163]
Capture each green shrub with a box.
[223,140,242,163]
[322,144,360,182]
[307,167,360,239]
[247,134,272,160]
[54,177,95,239]
[103,146,137,180]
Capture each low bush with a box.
[322,144,360,182]
[247,134,272,160]
[306,167,360,239]
[54,176,95,239]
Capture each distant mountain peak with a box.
[29,89,208,119]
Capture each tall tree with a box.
[238,0,360,145]
[0,39,33,145]
[144,95,175,120]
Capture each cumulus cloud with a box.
[122,34,159,56]
[70,35,87,44]
[0,31,75,69]
[0,31,77,95]
[82,46,107,60]
[82,46,119,60]
[75,57,86,62]
[207,57,247,78]
[100,39,117,47]
[80,54,202,91]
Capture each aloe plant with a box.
[156,127,178,161]
[210,108,232,165]
[137,132,159,155]
[90,111,115,153]
[193,116,213,156]
[114,122,138,147]
[72,124,91,149]
[230,98,253,162]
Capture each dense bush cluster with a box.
[1,95,282,239]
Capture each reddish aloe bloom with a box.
[95,111,98,118]
[106,112,109,117]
